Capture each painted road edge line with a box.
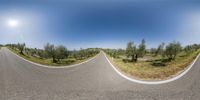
[7,47,99,69]
[103,52,200,85]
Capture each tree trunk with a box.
[20,50,23,54]
[52,56,57,63]
[131,55,134,62]
[135,54,138,62]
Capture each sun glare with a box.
[8,19,19,28]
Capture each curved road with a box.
[0,47,200,100]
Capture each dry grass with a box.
[107,50,200,80]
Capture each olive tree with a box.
[37,49,49,59]
[150,48,157,55]
[184,44,200,54]
[164,41,182,60]
[138,39,146,57]
[55,45,69,61]
[17,43,26,54]
[126,41,137,62]
[155,42,165,56]
[184,45,193,54]
[44,43,57,63]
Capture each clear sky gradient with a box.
[0,1,200,49]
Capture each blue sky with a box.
[0,1,200,49]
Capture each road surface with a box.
[0,47,200,100]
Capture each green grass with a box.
[8,47,96,67]
[107,50,200,80]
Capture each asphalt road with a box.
[0,47,200,100]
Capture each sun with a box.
[8,19,19,28]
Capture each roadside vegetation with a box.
[6,43,100,66]
[104,40,200,80]
[0,44,2,49]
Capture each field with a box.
[107,49,200,80]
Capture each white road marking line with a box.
[103,52,200,85]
